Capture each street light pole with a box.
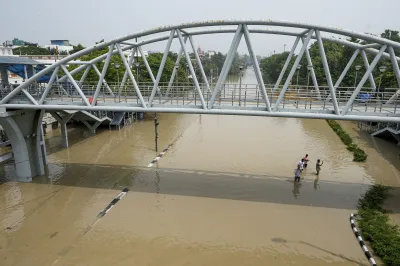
[306,65,312,90]
[154,113,159,152]
[113,63,121,91]
[354,65,362,88]
[239,65,243,106]
[296,65,302,90]
[135,62,140,84]
[378,65,387,101]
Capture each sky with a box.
[1,0,400,57]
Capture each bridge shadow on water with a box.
[1,162,390,212]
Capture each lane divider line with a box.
[98,188,129,218]
[147,145,172,167]
[350,213,377,266]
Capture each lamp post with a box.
[188,75,194,99]
[378,65,387,100]
[186,63,189,90]
[134,62,140,83]
[239,65,244,106]
[354,65,362,88]
[113,63,121,89]
[296,65,302,90]
[154,113,159,152]
[306,65,313,87]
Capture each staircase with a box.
[109,112,126,130]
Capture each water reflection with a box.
[292,181,302,199]
[314,177,319,191]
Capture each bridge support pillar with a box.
[50,112,74,148]
[0,109,47,181]
[81,120,102,134]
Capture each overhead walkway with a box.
[0,56,53,83]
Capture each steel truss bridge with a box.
[2,20,400,123]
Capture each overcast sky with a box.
[1,0,399,56]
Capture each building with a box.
[44,40,74,54]
[207,50,217,58]
[0,45,13,56]
[197,46,205,58]
[0,47,22,84]
[13,38,25,46]
[0,56,38,86]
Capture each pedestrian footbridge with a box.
[0,20,400,123]
[1,19,400,180]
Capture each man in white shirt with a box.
[297,158,304,171]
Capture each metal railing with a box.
[1,81,399,116]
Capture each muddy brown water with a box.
[1,69,400,265]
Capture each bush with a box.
[353,148,368,162]
[357,185,400,266]
[347,143,358,152]
[358,185,389,211]
[326,120,367,162]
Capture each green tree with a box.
[70,44,85,54]
[260,29,400,90]
[13,46,52,55]
[260,52,295,85]
[67,45,189,90]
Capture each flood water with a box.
[1,68,400,265]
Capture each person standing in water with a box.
[294,164,302,182]
[316,159,323,175]
[297,158,304,171]
[303,154,309,169]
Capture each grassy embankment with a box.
[357,185,400,265]
[326,120,367,162]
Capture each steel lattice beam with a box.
[1,20,400,123]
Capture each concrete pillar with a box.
[60,122,69,147]
[50,112,74,148]
[81,120,102,134]
[0,110,47,181]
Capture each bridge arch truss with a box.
[2,20,400,122]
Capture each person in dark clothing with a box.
[316,159,323,175]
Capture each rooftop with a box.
[0,56,40,65]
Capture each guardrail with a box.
[1,82,398,114]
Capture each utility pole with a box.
[154,113,159,152]
[239,65,243,106]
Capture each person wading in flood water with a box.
[297,158,304,171]
[316,159,323,175]
[303,154,310,169]
[294,164,302,182]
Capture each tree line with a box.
[67,41,246,86]
[260,30,400,89]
